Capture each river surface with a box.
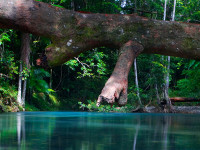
[0,112,200,150]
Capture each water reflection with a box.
[17,113,26,149]
[0,112,200,150]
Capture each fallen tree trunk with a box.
[1,0,200,106]
[170,97,200,102]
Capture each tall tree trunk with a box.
[162,0,172,111]
[163,0,167,21]
[21,79,27,105]
[17,63,23,106]
[161,0,167,106]
[165,0,176,111]
[134,58,142,106]
[172,0,176,22]
[164,56,171,107]
[17,33,31,107]
[132,0,142,107]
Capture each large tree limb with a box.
[1,0,200,67]
[97,41,143,106]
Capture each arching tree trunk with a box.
[1,0,200,106]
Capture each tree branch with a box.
[0,0,200,68]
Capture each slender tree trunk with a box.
[17,33,31,107]
[17,63,23,106]
[21,79,27,104]
[165,56,170,102]
[162,0,167,100]
[172,0,176,22]
[21,33,31,107]
[165,0,176,111]
[134,59,142,106]
[132,0,142,107]
[162,0,171,111]
[163,0,167,21]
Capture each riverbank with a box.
[145,106,200,114]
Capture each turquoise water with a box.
[0,112,200,150]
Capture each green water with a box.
[0,112,200,150]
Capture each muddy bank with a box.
[143,106,200,114]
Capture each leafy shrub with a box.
[78,100,135,113]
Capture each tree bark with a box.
[97,41,143,106]
[21,33,31,107]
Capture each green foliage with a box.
[0,82,18,112]
[0,51,18,80]
[29,67,59,110]
[29,68,50,93]
[0,31,11,45]
[0,29,20,112]
[65,48,107,78]
[174,60,200,98]
[78,100,135,112]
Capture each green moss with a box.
[183,38,196,49]
[118,23,144,43]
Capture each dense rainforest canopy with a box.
[1,0,200,112]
